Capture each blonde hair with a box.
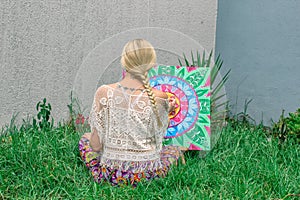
[121,39,163,127]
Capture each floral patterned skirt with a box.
[78,137,181,187]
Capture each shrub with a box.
[271,108,300,143]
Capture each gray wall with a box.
[216,0,300,124]
[0,0,217,127]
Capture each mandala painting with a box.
[148,66,211,151]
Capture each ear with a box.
[122,69,126,79]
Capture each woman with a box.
[78,39,182,187]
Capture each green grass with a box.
[0,122,299,200]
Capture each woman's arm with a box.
[90,128,102,152]
[88,86,106,152]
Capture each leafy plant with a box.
[271,108,300,143]
[34,98,54,131]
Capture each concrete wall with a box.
[0,0,218,127]
[216,0,300,124]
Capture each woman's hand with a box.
[90,129,103,152]
[82,130,102,152]
[82,132,91,140]
[168,95,176,113]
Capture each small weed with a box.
[0,114,19,136]
[226,99,257,131]
[67,92,90,133]
[33,98,54,131]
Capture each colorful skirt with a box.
[78,137,181,187]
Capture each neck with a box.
[120,73,144,87]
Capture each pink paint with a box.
[187,67,197,72]
[205,92,211,97]
[180,101,188,107]
[161,85,168,92]
[205,126,211,136]
[202,76,210,88]
[173,113,183,123]
[188,143,202,150]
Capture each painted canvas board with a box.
[148,65,211,151]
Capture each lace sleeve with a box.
[88,86,107,142]
[162,98,170,127]
[154,98,170,150]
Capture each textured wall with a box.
[216,0,300,124]
[0,0,217,127]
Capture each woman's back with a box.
[89,84,170,172]
[79,39,181,186]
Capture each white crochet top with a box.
[88,84,170,172]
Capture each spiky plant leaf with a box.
[178,58,183,66]
[201,51,206,68]
[211,55,223,84]
[206,51,213,68]
[211,93,227,105]
[211,109,228,118]
[191,51,195,66]
[211,69,231,100]
[212,101,229,111]
[197,51,201,67]
[183,53,190,66]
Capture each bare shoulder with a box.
[95,83,120,96]
[106,83,118,88]
[95,84,109,97]
[152,88,168,100]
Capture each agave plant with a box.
[178,50,231,147]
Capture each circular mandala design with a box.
[150,75,200,138]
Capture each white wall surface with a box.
[0,0,218,127]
